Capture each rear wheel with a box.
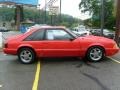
[86,47,105,62]
[18,48,36,64]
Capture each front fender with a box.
[81,42,105,57]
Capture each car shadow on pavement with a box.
[40,57,109,70]
[40,57,81,64]
[76,58,100,69]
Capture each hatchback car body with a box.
[4,26,119,64]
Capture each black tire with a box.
[86,46,105,62]
[18,48,36,64]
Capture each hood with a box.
[79,35,114,43]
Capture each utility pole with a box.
[16,5,21,31]
[115,0,120,46]
[15,5,24,31]
[100,0,104,36]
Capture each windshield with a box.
[66,29,79,38]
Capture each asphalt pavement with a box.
[0,52,120,90]
[0,52,37,90]
[39,57,120,90]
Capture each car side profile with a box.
[4,26,119,64]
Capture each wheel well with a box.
[17,46,36,55]
[87,45,106,55]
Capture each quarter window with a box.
[25,30,44,41]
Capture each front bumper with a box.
[106,48,119,56]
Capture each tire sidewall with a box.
[86,47,104,62]
[18,48,35,64]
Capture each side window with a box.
[46,29,72,40]
[25,30,44,41]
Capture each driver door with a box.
[42,29,80,57]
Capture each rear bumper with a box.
[3,48,17,55]
[106,48,119,56]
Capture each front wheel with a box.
[18,48,36,64]
[86,47,105,62]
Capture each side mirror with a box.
[69,38,75,41]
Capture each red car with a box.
[3,26,119,64]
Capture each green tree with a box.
[0,7,15,21]
[79,0,115,30]
[0,6,81,28]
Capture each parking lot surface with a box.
[0,52,36,90]
[39,57,120,90]
[0,52,120,90]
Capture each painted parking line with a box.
[107,57,120,64]
[32,61,41,90]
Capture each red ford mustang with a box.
[3,26,119,64]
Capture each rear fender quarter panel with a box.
[17,44,34,50]
[17,44,34,51]
[17,44,42,57]
[18,44,33,48]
